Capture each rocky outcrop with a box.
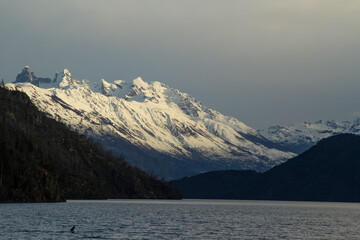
[15,66,52,86]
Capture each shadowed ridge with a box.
[172,134,360,202]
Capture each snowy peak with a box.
[99,77,179,104]
[57,69,77,88]
[122,78,169,102]
[96,77,152,100]
[132,77,149,89]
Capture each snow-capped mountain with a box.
[6,67,294,179]
[260,119,360,154]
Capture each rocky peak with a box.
[16,66,35,84]
[15,66,52,87]
[101,79,119,95]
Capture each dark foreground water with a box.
[1,199,360,239]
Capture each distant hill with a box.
[0,86,180,203]
[171,134,360,202]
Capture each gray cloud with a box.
[1,0,360,128]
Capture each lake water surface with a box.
[1,199,360,239]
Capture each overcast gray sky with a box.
[1,0,360,129]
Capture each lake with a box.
[1,199,360,239]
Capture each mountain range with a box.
[8,66,360,180]
[260,119,360,154]
[6,67,294,179]
[171,134,360,202]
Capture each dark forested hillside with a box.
[0,86,180,202]
[172,134,360,202]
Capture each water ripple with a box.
[1,200,360,239]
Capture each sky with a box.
[1,0,360,129]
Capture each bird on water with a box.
[70,225,75,233]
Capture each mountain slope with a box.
[260,120,360,154]
[171,134,360,202]
[6,67,294,179]
[0,86,180,202]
